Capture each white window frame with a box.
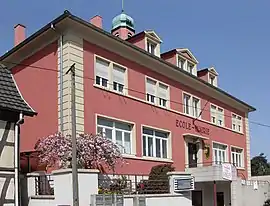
[210,104,225,127]
[231,146,244,168]
[183,92,201,118]
[147,40,157,55]
[187,62,195,75]
[212,142,228,165]
[145,76,170,108]
[209,74,217,86]
[142,127,169,159]
[232,113,243,133]
[96,116,134,155]
[94,55,128,95]
[177,56,186,70]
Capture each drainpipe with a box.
[15,112,24,206]
[60,34,64,132]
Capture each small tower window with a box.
[127,33,133,38]
[115,32,120,37]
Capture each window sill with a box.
[236,167,245,171]
[94,84,128,96]
[141,156,173,163]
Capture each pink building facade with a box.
[0,10,255,205]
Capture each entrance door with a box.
[216,192,224,206]
[192,190,203,206]
[188,143,198,168]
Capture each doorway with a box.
[188,143,198,168]
[216,192,224,206]
[192,190,203,206]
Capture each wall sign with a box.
[173,177,195,192]
[176,119,210,135]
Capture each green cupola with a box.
[112,12,135,32]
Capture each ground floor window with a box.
[231,147,244,168]
[142,128,168,159]
[213,143,227,164]
[97,117,133,154]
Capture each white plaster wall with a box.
[124,194,192,206]
[28,198,54,206]
[0,121,14,168]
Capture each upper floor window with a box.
[210,105,224,127]
[178,57,185,70]
[142,127,169,159]
[232,114,243,133]
[187,63,194,74]
[146,77,169,108]
[231,147,244,168]
[95,58,110,88]
[97,117,133,154]
[147,41,156,55]
[183,93,201,118]
[95,57,127,94]
[213,143,227,165]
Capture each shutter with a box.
[158,83,168,99]
[96,58,109,79]
[146,79,156,95]
[112,65,125,84]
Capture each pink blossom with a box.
[34,132,124,171]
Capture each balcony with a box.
[185,162,238,182]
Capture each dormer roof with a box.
[145,30,162,43]
[176,48,199,64]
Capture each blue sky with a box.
[0,0,269,158]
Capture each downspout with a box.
[15,112,24,206]
[60,34,64,132]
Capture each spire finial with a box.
[121,0,124,12]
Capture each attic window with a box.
[147,41,156,55]
[209,74,217,86]
[187,63,195,75]
[178,57,185,70]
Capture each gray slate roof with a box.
[0,66,36,116]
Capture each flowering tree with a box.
[34,132,124,172]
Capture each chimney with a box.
[14,24,26,46]
[90,15,103,29]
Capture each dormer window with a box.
[178,57,185,70]
[147,41,156,55]
[209,72,218,87]
[187,63,195,75]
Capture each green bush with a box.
[138,163,175,194]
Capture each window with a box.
[95,57,127,94]
[210,105,224,127]
[146,78,169,108]
[232,114,243,133]
[183,93,201,117]
[231,147,244,168]
[210,75,215,85]
[147,41,156,55]
[127,33,133,38]
[97,117,133,154]
[142,128,168,159]
[112,65,125,93]
[95,58,109,87]
[187,63,194,74]
[146,78,156,104]
[213,143,227,165]
[178,57,185,70]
